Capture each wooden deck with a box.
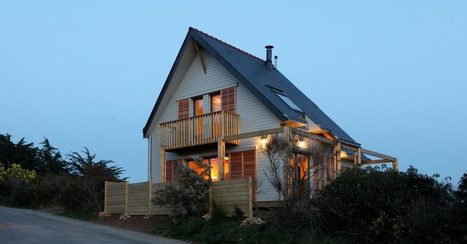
[159,111,240,150]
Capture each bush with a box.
[211,201,226,221]
[312,166,457,243]
[153,157,210,221]
[0,164,37,206]
[60,178,98,214]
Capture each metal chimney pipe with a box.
[265,45,273,68]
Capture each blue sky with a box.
[1,1,466,183]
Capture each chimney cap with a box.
[265,45,274,49]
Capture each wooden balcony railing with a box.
[159,111,240,150]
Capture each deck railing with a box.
[159,111,239,150]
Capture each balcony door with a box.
[194,97,204,138]
[211,93,222,137]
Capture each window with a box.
[211,93,222,112]
[187,156,230,182]
[276,93,303,112]
[193,97,204,137]
[292,153,309,181]
[194,97,204,116]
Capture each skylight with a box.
[275,93,303,112]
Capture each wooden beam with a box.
[290,128,333,144]
[224,127,284,141]
[281,120,306,128]
[361,148,397,161]
[341,143,359,151]
[362,159,393,165]
[194,41,207,74]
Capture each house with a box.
[143,27,397,203]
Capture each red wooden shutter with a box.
[230,151,243,180]
[178,99,189,119]
[242,150,256,200]
[229,150,256,200]
[165,160,173,182]
[165,160,180,182]
[242,150,256,179]
[221,87,236,112]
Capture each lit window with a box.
[211,93,221,112]
[187,156,230,182]
[194,97,204,116]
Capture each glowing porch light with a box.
[260,135,268,149]
[297,137,307,148]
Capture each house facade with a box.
[143,27,397,203]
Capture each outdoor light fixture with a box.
[297,136,306,148]
[260,135,268,149]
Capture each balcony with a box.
[159,111,240,151]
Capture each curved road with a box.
[0,206,184,244]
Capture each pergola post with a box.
[392,159,399,171]
[218,139,225,181]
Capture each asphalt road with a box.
[0,206,184,244]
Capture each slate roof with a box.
[143,27,360,146]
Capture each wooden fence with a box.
[211,177,253,218]
[104,177,252,217]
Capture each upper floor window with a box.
[194,97,204,116]
[211,93,222,112]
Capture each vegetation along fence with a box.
[104,177,253,217]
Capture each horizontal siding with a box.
[148,50,282,201]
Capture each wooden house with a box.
[143,27,397,204]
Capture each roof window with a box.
[275,92,303,112]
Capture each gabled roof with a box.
[143,27,359,146]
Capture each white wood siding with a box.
[148,50,281,201]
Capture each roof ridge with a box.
[189,27,265,62]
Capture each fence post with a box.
[104,181,108,213]
[124,181,129,215]
[148,181,152,215]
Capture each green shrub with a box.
[60,178,98,214]
[211,201,225,221]
[153,157,210,222]
[0,164,37,206]
[312,166,457,243]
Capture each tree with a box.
[0,134,38,171]
[37,138,67,175]
[261,133,332,209]
[64,147,125,212]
